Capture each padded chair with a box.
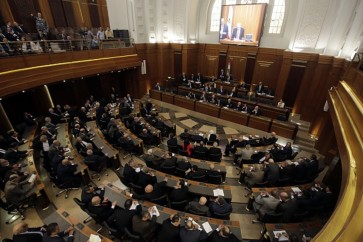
[291,210,308,222]
[123,227,146,242]
[168,145,179,154]
[161,166,176,175]
[86,161,108,181]
[192,174,206,182]
[170,200,188,211]
[276,177,290,187]
[129,183,145,195]
[213,211,231,220]
[209,153,222,162]
[150,194,169,206]
[86,210,105,233]
[290,151,299,160]
[2,200,28,224]
[51,173,79,199]
[208,174,222,184]
[193,150,207,160]
[175,168,186,178]
[73,198,92,223]
[178,149,189,157]
[103,220,124,240]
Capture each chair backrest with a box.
[161,166,176,175]
[73,197,87,211]
[193,150,206,160]
[170,200,188,211]
[124,227,145,242]
[208,174,222,184]
[150,194,168,206]
[192,174,206,182]
[175,167,186,178]
[213,211,230,220]
[168,145,178,153]
[129,183,144,195]
[178,149,189,157]
[209,153,222,162]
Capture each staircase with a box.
[289,114,320,154]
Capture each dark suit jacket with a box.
[42,231,74,242]
[81,187,105,204]
[220,24,229,39]
[13,231,43,242]
[135,171,157,187]
[206,230,240,242]
[255,84,265,94]
[180,227,208,242]
[169,186,189,202]
[56,164,78,186]
[231,27,244,40]
[132,215,158,240]
[4,149,27,164]
[209,202,232,216]
[263,163,280,186]
[88,200,114,221]
[209,147,222,155]
[276,199,298,222]
[111,205,141,231]
[186,201,210,216]
[123,164,139,184]
[156,218,181,242]
[132,181,167,201]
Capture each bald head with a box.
[91,196,101,206]
[199,196,207,205]
[145,184,154,193]
[86,149,93,156]
[280,192,289,201]
[13,222,28,235]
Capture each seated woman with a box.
[181,139,193,156]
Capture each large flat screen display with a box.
[219,3,267,46]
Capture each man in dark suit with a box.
[132,208,158,241]
[186,196,210,216]
[12,22,28,36]
[128,178,168,202]
[186,165,206,181]
[219,18,229,39]
[209,142,222,156]
[250,105,262,116]
[180,72,187,84]
[207,225,240,242]
[263,132,278,146]
[161,153,177,169]
[135,168,157,188]
[217,86,225,95]
[123,159,140,184]
[111,199,142,231]
[263,161,280,186]
[43,222,74,242]
[169,179,189,202]
[193,141,209,159]
[231,23,244,40]
[255,81,265,94]
[4,143,29,164]
[224,98,234,109]
[56,158,81,188]
[12,222,45,242]
[81,184,105,204]
[180,219,208,242]
[180,129,190,140]
[276,192,298,222]
[209,196,232,218]
[83,149,107,171]
[156,214,181,242]
[155,82,162,91]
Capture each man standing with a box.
[219,18,229,39]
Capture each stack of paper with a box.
[202,222,213,233]
[291,187,302,193]
[89,234,101,242]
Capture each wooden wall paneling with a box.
[251,48,283,91]
[37,0,55,27]
[62,0,77,27]
[197,44,206,76]
[226,55,247,83]
[204,55,219,77]
[9,0,38,34]
[174,51,182,79]
[69,0,84,27]
[79,0,92,27]
[2,91,37,125]
[0,102,13,133]
[244,52,256,85]
[182,44,199,75]
[48,81,78,107]
[282,64,306,108]
[300,57,333,124]
[88,0,100,27]
[0,0,14,24]
[31,85,54,114]
[98,0,109,27]
[49,0,67,27]
[218,52,227,78]
[274,53,292,102]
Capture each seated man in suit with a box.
[132,208,158,241]
[111,199,142,231]
[219,69,225,81]
[241,103,249,113]
[56,158,81,188]
[156,214,181,242]
[224,135,239,156]
[83,149,107,172]
[180,72,187,84]
[231,23,244,40]
[12,222,46,242]
[7,130,27,146]
[186,196,210,216]
[127,177,168,203]
[209,94,218,105]
[208,142,222,161]
[207,225,240,242]
[160,152,177,169]
[88,195,122,222]
[235,101,243,111]
[169,179,189,203]
[206,164,223,184]
[216,86,225,95]
[252,190,280,222]
[180,129,190,141]
[177,156,192,174]
[224,98,234,109]
[43,222,75,242]
[4,142,30,164]
[155,82,162,91]
[4,174,36,207]
[193,141,208,159]
[263,160,280,187]
[81,184,105,204]
[209,196,232,218]
[186,165,206,181]
[135,167,157,188]
[123,159,140,184]
[250,105,262,116]
[180,219,208,242]
[276,192,298,222]
[199,91,207,102]
[263,132,278,146]
[255,81,265,94]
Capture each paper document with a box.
[149,206,160,217]
[28,174,36,183]
[202,222,213,233]
[291,187,302,193]
[89,234,101,242]
[213,188,224,197]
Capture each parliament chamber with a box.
[0,0,363,242]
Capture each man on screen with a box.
[219,18,229,39]
[231,23,244,40]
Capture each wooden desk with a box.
[270,120,298,140]
[248,115,272,132]
[104,183,242,240]
[43,208,112,242]
[136,116,162,143]
[56,123,89,178]
[86,121,120,168]
[151,147,226,181]
[195,101,220,117]
[149,89,162,100]
[265,222,324,242]
[115,119,144,154]
[174,96,195,111]
[219,108,249,126]
[18,127,50,209]
[161,92,175,104]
